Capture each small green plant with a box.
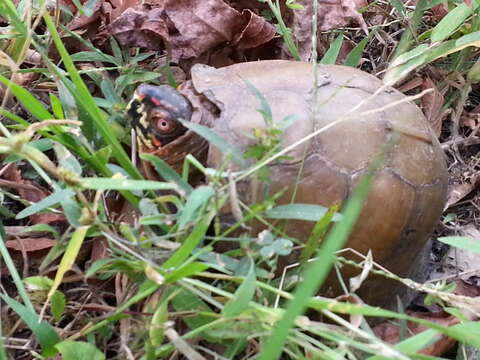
[259,0,301,60]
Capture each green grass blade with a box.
[265,203,342,222]
[438,236,480,254]
[55,341,105,360]
[16,188,75,219]
[385,31,480,85]
[320,33,344,64]
[48,226,90,302]
[392,0,427,59]
[49,93,65,119]
[162,210,215,269]
[0,75,54,120]
[43,14,142,180]
[300,205,339,265]
[81,177,178,191]
[164,262,210,283]
[430,1,478,42]
[177,186,215,229]
[389,0,407,16]
[140,153,193,194]
[0,294,60,357]
[367,329,437,359]
[0,108,29,127]
[0,0,27,36]
[0,223,35,311]
[344,34,372,67]
[222,259,256,317]
[178,119,248,168]
[257,150,384,360]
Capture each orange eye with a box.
[157,118,172,132]
[150,109,175,134]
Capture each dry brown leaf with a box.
[431,2,449,22]
[107,0,139,23]
[90,237,109,263]
[421,78,445,137]
[2,164,66,225]
[235,9,276,49]
[68,1,102,31]
[374,311,459,356]
[459,104,480,133]
[105,6,168,51]
[397,77,424,93]
[454,279,480,297]
[442,226,480,280]
[6,238,56,252]
[108,0,275,62]
[445,173,480,208]
[335,294,364,327]
[288,0,368,60]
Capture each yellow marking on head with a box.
[138,110,149,129]
[136,129,153,148]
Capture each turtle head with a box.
[127,84,193,148]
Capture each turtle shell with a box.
[189,60,448,307]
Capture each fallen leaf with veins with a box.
[108,0,275,61]
[374,311,459,356]
[6,238,57,252]
[287,0,368,60]
[421,78,445,137]
[2,164,66,225]
[445,173,480,209]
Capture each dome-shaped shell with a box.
[190,60,448,307]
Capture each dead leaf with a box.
[349,251,373,292]
[397,77,424,93]
[288,0,368,60]
[68,1,102,31]
[337,40,356,64]
[335,294,364,327]
[445,173,480,208]
[443,226,480,281]
[431,2,449,22]
[374,311,459,356]
[459,104,480,133]
[2,164,66,225]
[235,9,276,49]
[108,0,275,62]
[107,0,139,23]
[454,279,480,297]
[90,237,109,263]
[421,78,445,137]
[105,6,168,51]
[6,238,56,252]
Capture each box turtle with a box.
[127,60,448,308]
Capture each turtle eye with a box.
[150,109,176,134]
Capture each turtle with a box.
[126,60,448,309]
